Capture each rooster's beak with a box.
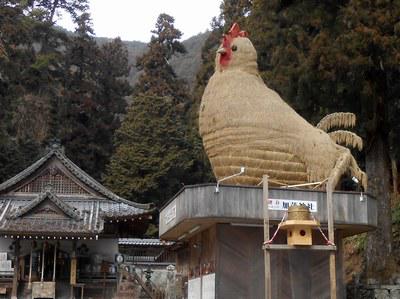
[217,47,226,55]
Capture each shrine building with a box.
[0,144,153,299]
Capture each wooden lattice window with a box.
[16,168,89,195]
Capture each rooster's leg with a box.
[327,148,353,190]
[327,148,367,191]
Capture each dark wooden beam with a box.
[11,240,19,299]
[262,244,337,251]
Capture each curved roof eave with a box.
[0,146,151,211]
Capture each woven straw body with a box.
[199,36,366,189]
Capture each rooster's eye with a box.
[231,45,237,51]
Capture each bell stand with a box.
[261,175,337,299]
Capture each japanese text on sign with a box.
[268,199,317,212]
[165,204,176,224]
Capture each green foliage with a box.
[392,202,400,226]
[0,0,130,182]
[104,95,193,204]
[0,3,211,199]
[0,1,43,181]
[150,13,186,59]
[33,0,89,23]
[96,32,210,89]
[247,0,343,123]
[219,0,252,31]
[346,233,367,253]
[104,14,214,205]
[134,13,188,106]
[247,0,400,145]
[60,22,130,178]
[246,0,400,276]
[144,223,159,237]
[0,133,40,182]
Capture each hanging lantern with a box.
[280,205,319,246]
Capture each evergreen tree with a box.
[20,0,89,142]
[105,13,206,204]
[150,13,186,60]
[0,1,43,180]
[220,0,252,31]
[0,0,93,182]
[134,13,188,108]
[247,0,400,280]
[33,0,89,24]
[0,0,126,181]
[248,0,343,122]
[61,14,130,178]
[307,0,400,279]
[104,95,192,203]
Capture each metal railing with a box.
[123,249,176,265]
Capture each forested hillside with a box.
[1,0,400,286]
[96,32,209,88]
[0,0,210,188]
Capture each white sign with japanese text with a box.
[165,204,176,225]
[268,199,317,212]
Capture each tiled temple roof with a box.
[0,144,154,237]
[9,189,82,220]
[0,196,153,236]
[0,144,150,210]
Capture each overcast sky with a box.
[56,0,221,42]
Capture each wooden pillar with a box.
[336,230,345,299]
[263,175,271,299]
[70,241,77,286]
[53,242,57,282]
[11,240,19,299]
[28,243,33,289]
[327,182,337,299]
[70,241,77,299]
[41,242,45,282]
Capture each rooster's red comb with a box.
[228,23,248,38]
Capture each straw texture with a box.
[199,32,367,190]
[328,130,363,151]
[316,112,356,132]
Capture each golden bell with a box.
[280,205,319,246]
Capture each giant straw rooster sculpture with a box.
[199,24,366,190]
